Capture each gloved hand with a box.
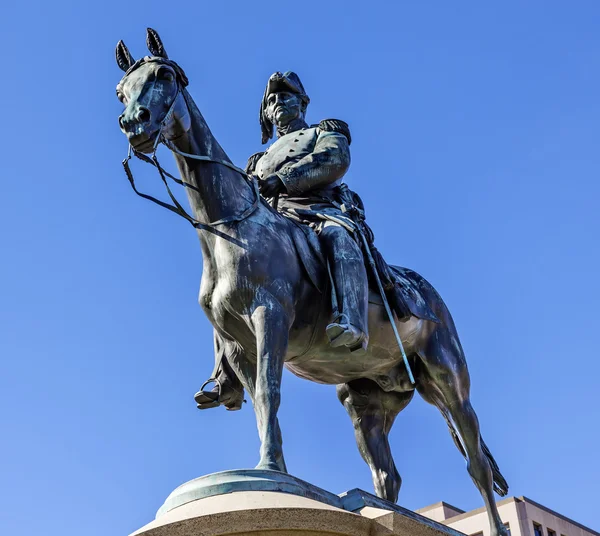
[259,174,286,198]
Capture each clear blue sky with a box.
[1,2,599,535]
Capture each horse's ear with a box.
[116,40,135,72]
[146,27,168,58]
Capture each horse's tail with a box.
[442,414,509,497]
[481,437,509,496]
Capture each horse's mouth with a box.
[128,132,159,154]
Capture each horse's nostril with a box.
[118,115,125,130]
[137,107,151,123]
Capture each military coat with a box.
[247,119,356,231]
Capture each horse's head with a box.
[116,28,191,153]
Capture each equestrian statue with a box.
[115,29,509,536]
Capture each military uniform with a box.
[252,119,356,230]
[248,116,369,351]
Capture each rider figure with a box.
[253,71,369,352]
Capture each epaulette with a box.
[317,119,351,145]
[245,151,265,175]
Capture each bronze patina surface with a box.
[115,29,509,536]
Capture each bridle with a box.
[122,82,260,231]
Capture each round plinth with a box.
[130,469,368,536]
[130,469,462,536]
[157,469,344,517]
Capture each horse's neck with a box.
[170,90,255,240]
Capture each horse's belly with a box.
[285,306,424,385]
[285,350,400,385]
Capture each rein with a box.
[122,89,260,231]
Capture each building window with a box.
[533,522,543,536]
[548,529,556,536]
[504,523,511,536]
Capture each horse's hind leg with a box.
[337,378,413,502]
[418,326,508,536]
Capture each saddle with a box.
[284,209,440,324]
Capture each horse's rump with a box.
[389,266,440,323]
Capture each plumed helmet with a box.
[260,71,310,144]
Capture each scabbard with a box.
[357,228,415,385]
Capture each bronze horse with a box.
[115,29,509,536]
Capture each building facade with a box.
[416,497,598,536]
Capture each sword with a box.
[357,228,416,385]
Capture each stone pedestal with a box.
[131,470,465,536]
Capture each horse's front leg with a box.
[250,294,289,472]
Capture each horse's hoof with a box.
[255,461,285,472]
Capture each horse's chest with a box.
[200,261,256,319]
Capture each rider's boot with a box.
[326,313,368,353]
[194,334,245,411]
[194,365,244,410]
[320,225,369,354]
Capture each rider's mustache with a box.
[274,104,289,111]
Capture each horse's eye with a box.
[158,69,174,82]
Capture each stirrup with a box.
[194,378,221,410]
[194,378,245,411]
